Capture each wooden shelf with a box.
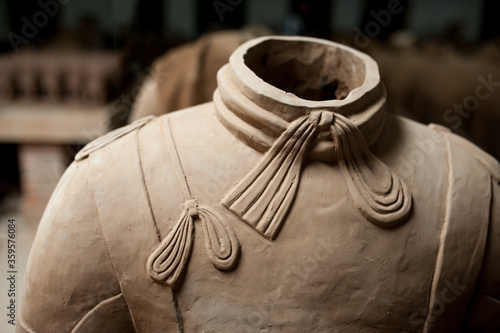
[0,103,109,144]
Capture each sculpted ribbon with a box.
[147,120,240,289]
[147,199,240,288]
[222,110,412,240]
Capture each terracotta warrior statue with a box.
[19,36,500,332]
[130,27,270,121]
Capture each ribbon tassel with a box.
[332,115,412,227]
[199,207,240,270]
[148,200,240,288]
[222,110,412,241]
[147,204,195,288]
[222,115,320,240]
[148,118,240,289]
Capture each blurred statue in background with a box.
[130,26,270,121]
[19,36,500,332]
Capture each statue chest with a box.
[170,161,441,332]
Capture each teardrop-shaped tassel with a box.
[222,114,320,240]
[148,199,240,289]
[199,206,240,270]
[332,114,412,227]
[147,201,195,288]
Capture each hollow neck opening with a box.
[243,39,366,101]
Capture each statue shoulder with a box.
[75,115,156,162]
[428,123,500,183]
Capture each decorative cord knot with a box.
[222,111,412,240]
[147,118,240,290]
[309,110,334,132]
[185,199,199,219]
[147,202,240,289]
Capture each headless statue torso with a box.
[19,36,500,333]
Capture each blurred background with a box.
[0,2,499,329]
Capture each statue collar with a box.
[214,36,412,240]
[214,35,387,161]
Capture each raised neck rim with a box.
[229,35,383,119]
[214,35,386,152]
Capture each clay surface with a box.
[19,36,500,332]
